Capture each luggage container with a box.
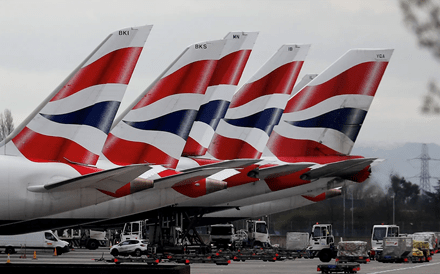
[377,237,412,263]
[336,241,370,263]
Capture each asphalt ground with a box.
[0,247,439,274]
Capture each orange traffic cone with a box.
[33,251,37,260]
[6,253,11,263]
[53,248,57,256]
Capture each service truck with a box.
[307,223,337,262]
[55,229,108,249]
[370,224,399,259]
[0,230,69,255]
[210,224,235,249]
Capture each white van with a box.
[0,230,69,254]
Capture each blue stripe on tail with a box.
[40,101,120,133]
[123,109,198,139]
[195,100,230,129]
[224,108,284,135]
[285,108,367,142]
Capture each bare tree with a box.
[400,0,440,113]
[0,109,14,141]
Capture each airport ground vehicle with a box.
[210,224,235,249]
[110,239,149,257]
[120,221,147,242]
[317,262,360,274]
[307,223,337,262]
[0,230,69,255]
[211,220,271,249]
[55,229,108,250]
[370,224,399,259]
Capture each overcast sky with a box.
[1,0,439,148]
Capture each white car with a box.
[110,239,148,257]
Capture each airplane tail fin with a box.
[182,32,259,157]
[1,25,152,166]
[102,39,226,168]
[207,44,311,160]
[264,49,394,159]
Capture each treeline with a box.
[268,175,440,237]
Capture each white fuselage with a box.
[0,155,113,222]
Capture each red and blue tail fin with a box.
[264,49,394,159]
[206,44,311,160]
[102,39,226,168]
[182,32,259,157]
[1,25,152,165]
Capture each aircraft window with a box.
[373,227,387,240]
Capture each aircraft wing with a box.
[251,163,314,180]
[154,167,226,189]
[299,158,377,181]
[180,159,261,172]
[27,164,152,193]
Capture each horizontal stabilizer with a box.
[252,163,314,180]
[27,164,152,193]
[180,159,261,172]
[154,167,226,189]
[300,157,376,181]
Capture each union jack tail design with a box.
[206,44,311,160]
[182,32,259,157]
[264,49,394,160]
[102,39,226,168]
[3,25,152,166]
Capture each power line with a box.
[409,143,440,193]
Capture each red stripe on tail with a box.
[284,61,388,113]
[209,133,261,160]
[51,47,143,102]
[132,60,218,109]
[12,127,99,164]
[103,133,179,168]
[208,50,252,86]
[230,61,304,108]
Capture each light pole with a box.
[351,190,354,236]
[392,195,395,225]
[343,187,346,237]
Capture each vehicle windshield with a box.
[45,232,57,242]
[123,222,141,235]
[211,226,233,235]
[256,223,267,234]
[373,227,387,241]
[313,226,328,237]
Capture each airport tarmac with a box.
[1,248,439,274]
